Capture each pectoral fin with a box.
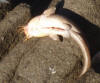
[49,34,59,40]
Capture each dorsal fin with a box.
[43,7,56,16]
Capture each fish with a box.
[21,7,91,77]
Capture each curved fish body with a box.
[23,7,91,77]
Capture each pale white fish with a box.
[22,7,91,77]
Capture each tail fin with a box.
[70,30,91,77]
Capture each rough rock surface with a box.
[0,0,100,83]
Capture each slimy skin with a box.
[22,7,91,77]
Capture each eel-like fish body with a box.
[22,7,91,77]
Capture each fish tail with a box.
[70,30,91,77]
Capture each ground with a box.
[0,0,100,83]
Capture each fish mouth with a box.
[18,25,31,40]
[23,26,33,40]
